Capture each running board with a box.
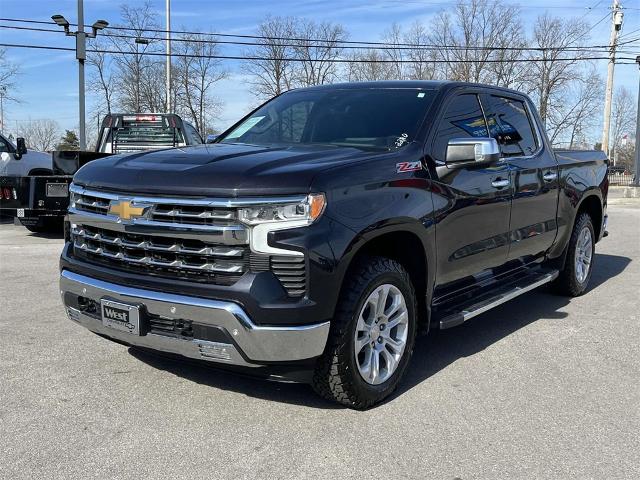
[438,270,559,329]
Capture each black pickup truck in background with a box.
[59,81,608,408]
[0,113,203,232]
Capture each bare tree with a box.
[106,2,164,112]
[293,19,347,87]
[525,13,590,127]
[0,48,19,97]
[610,86,637,159]
[403,22,437,81]
[545,69,603,146]
[0,47,21,130]
[244,16,298,99]
[87,38,115,114]
[18,119,61,151]
[174,33,228,135]
[382,23,405,80]
[428,0,526,85]
[346,50,394,82]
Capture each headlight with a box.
[69,190,77,209]
[238,193,326,226]
[239,193,326,256]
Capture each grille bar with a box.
[71,225,248,278]
[72,226,243,257]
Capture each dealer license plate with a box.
[101,299,140,335]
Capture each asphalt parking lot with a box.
[1,195,639,480]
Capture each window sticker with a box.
[417,92,426,98]
[395,133,409,148]
[225,116,265,139]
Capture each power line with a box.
[1,42,636,64]
[0,22,636,57]
[0,16,631,52]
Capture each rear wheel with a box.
[312,257,417,409]
[554,212,595,296]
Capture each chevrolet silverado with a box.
[59,81,608,408]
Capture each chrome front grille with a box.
[74,191,110,215]
[68,185,308,294]
[71,186,241,229]
[71,225,248,283]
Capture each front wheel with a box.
[554,212,595,296]
[312,257,417,409]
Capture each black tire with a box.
[554,212,595,297]
[312,256,418,409]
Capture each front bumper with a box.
[60,270,330,368]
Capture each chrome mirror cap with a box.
[446,137,500,165]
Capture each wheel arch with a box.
[336,222,433,334]
[576,193,603,240]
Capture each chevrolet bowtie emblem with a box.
[108,200,147,221]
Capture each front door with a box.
[480,94,559,263]
[429,92,513,290]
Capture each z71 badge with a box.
[396,161,422,173]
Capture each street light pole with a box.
[77,0,86,150]
[633,55,640,187]
[52,4,108,151]
[166,0,171,113]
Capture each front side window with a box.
[432,93,488,162]
[219,88,436,151]
[482,95,538,157]
[0,135,12,153]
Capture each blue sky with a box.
[0,0,638,136]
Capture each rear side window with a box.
[432,94,488,163]
[482,95,538,157]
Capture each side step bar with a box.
[439,270,559,329]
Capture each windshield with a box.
[219,88,435,151]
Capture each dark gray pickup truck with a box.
[59,81,608,408]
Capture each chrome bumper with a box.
[59,270,329,367]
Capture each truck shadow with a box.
[396,252,632,400]
[130,253,631,410]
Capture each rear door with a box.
[480,94,559,263]
[430,92,513,288]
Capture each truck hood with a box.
[73,143,376,196]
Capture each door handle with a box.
[543,171,558,182]
[491,178,510,189]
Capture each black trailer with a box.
[0,151,110,232]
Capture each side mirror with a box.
[446,138,500,167]
[14,137,27,159]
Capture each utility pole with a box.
[633,55,640,187]
[166,0,172,113]
[601,0,624,157]
[52,4,108,151]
